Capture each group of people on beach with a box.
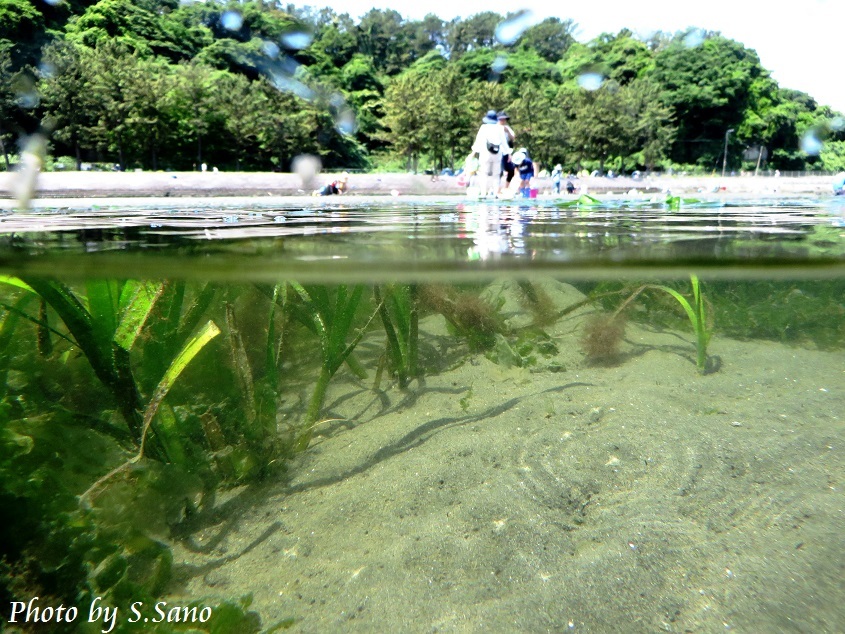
[466,110,535,199]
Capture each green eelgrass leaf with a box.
[138,318,220,454]
[85,280,121,345]
[0,299,74,346]
[0,275,35,293]
[374,285,406,383]
[145,321,221,431]
[327,285,364,373]
[22,279,109,377]
[113,281,165,351]
[37,297,52,356]
[0,296,30,391]
[654,275,710,372]
[177,282,215,342]
[81,320,221,505]
[554,193,602,209]
[225,303,257,427]
[266,283,286,387]
[288,282,327,341]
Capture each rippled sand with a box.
[171,280,845,632]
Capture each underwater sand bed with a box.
[170,281,845,632]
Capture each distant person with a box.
[463,152,480,189]
[511,148,534,197]
[566,179,576,194]
[551,164,562,194]
[833,171,845,196]
[314,172,349,196]
[497,111,516,194]
[471,110,509,199]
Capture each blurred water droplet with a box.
[220,10,243,32]
[259,57,317,101]
[831,116,845,132]
[491,55,508,73]
[292,154,322,189]
[682,28,705,48]
[262,40,280,59]
[38,61,56,80]
[800,131,823,155]
[577,73,604,91]
[42,0,61,5]
[13,134,47,210]
[336,111,357,135]
[15,92,39,109]
[281,31,312,50]
[13,74,39,109]
[495,10,536,45]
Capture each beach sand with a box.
[169,279,844,632]
[0,170,838,208]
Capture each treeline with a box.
[1,0,843,173]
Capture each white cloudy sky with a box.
[313,0,845,114]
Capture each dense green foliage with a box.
[0,1,843,172]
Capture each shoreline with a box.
[0,171,838,204]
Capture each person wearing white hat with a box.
[471,110,510,199]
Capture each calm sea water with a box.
[1,196,843,632]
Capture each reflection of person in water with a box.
[314,172,349,196]
[834,172,845,196]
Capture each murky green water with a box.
[1,196,844,632]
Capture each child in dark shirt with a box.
[512,148,534,197]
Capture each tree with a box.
[0,0,45,68]
[0,43,17,169]
[171,61,221,168]
[446,12,502,59]
[85,41,138,169]
[357,9,411,76]
[380,71,428,171]
[651,33,763,167]
[122,55,180,170]
[39,40,99,169]
[518,17,575,63]
[215,72,268,170]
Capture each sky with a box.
[314,0,845,114]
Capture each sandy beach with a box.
[168,279,844,633]
[0,170,838,207]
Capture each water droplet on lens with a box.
[292,154,321,189]
[336,109,357,135]
[262,41,280,59]
[281,32,313,50]
[800,132,823,156]
[38,62,56,79]
[491,56,508,73]
[577,73,604,91]
[494,10,536,45]
[682,28,705,48]
[220,11,243,31]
